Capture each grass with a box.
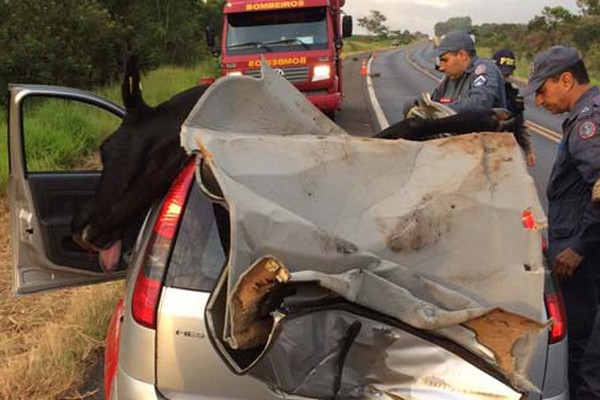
[0,60,218,399]
[342,36,398,57]
[0,58,219,192]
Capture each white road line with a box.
[366,56,390,130]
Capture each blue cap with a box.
[521,45,582,96]
[492,49,516,75]
[435,31,475,57]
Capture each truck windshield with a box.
[226,7,328,55]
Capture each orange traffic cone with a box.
[360,59,368,76]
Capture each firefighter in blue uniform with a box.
[523,45,600,400]
[382,31,507,141]
[430,31,506,112]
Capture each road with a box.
[368,41,566,211]
[80,44,564,397]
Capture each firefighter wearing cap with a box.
[429,31,506,113]
[524,45,600,400]
[493,49,536,167]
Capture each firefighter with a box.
[492,49,537,167]
[428,30,506,113]
[523,45,600,400]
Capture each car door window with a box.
[9,85,126,295]
[22,96,121,173]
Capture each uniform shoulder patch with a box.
[578,121,597,140]
[474,64,487,75]
[473,75,487,87]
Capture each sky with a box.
[343,0,581,35]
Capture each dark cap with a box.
[435,31,475,57]
[492,49,516,75]
[521,45,582,96]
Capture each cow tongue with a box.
[99,240,122,272]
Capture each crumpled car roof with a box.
[180,64,549,399]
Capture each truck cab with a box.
[215,0,352,117]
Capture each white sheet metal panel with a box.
[180,64,548,397]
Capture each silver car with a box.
[8,83,569,399]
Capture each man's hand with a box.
[553,247,584,280]
[593,178,600,203]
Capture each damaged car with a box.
[8,65,568,399]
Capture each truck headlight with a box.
[312,65,331,82]
[227,71,243,76]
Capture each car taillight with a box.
[545,291,567,343]
[131,160,196,329]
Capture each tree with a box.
[434,16,472,37]
[358,10,389,38]
[577,0,600,15]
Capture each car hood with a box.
[180,63,548,399]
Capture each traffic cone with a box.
[360,59,368,76]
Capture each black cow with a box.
[71,58,509,272]
[375,109,511,141]
[71,57,210,271]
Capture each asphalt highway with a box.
[365,41,568,211]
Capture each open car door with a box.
[8,84,126,295]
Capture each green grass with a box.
[343,37,397,57]
[0,59,219,193]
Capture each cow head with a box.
[71,56,210,271]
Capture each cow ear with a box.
[122,55,149,114]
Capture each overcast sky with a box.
[343,0,581,35]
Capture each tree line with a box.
[359,1,600,77]
[0,0,225,102]
[434,1,600,76]
[357,10,428,45]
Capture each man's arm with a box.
[568,117,600,257]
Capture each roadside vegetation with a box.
[343,36,397,57]
[432,2,600,83]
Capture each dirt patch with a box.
[378,196,452,253]
[0,196,122,400]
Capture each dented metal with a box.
[180,64,548,399]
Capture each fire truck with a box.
[207,0,353,118]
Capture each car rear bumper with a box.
[112,364,165,400]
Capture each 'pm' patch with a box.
[474,64,487,75]
[579,121,597,139]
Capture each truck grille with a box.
[245,66,309,83]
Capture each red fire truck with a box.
[207,0,352,118]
